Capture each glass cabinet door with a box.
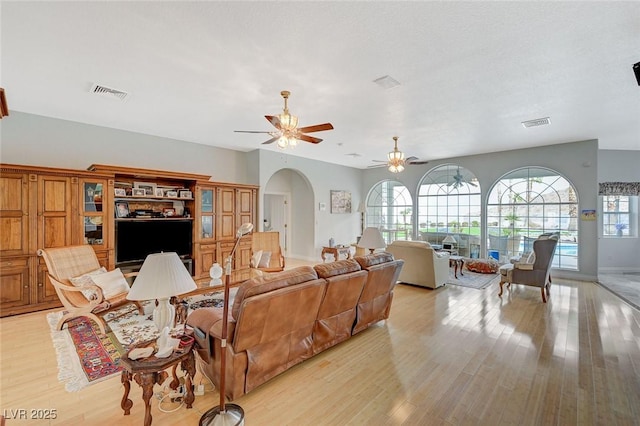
[80,179,108,248]
[200,188,215,240]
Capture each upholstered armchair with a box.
[386,240,449,289]
[38,245,144,334]
[498,236,558,302]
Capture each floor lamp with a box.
[200,222,253,426]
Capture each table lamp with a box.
[358,227,386,254]
[126,252,197,331]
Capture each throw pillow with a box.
[90,268,130,299]
[465,259,499,274]
[70,267,108,300]
[258,251,272,268]
[251,250,263,268]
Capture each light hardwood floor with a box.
[1,265,640,425]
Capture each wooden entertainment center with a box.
[0,163,258,317]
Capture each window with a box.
[487,167,578,269]
[417,164,482,258]
[602,195,634,237]
[365,180,412,244]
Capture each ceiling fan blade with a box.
[298,134,323,144]
[408,160,429,165]
[367,164,386,169]
[234,130,274,134]
[265,115,282,130]
[261,136,279,145]
[297,123,334,133]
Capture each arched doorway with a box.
[263,168,315,260]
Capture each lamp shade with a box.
[127,252,197,301]
[357,202,366,213]
[358,227,386,252]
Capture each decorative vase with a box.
[617,229,623,237]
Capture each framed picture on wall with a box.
[330,190,352,214]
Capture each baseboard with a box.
[598,266,640,274]
[553,271,598,282]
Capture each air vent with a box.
[345,153,361,158]
[373,75,401,89]
[522,117,551,128]
[90,84,128,101]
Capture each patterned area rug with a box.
[47,290,231,392]
[446,269,499,289]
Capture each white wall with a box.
[1,112,252,184]
[598,150,640,272]
[3,113,637,275]
[363,140,601,281]
[256,150,363,261]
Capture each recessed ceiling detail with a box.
[521,117,551,128]
[373,75,401,89]
[90,84,128,101]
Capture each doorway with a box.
[263,193,289,255]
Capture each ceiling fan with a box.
[448,166,477,189]
[234,90,334,149]
[369,136,428,172]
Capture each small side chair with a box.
[38,245,144,334]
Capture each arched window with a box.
[366,180,412,244]
[417,164,482,258]
[487,167,578,269]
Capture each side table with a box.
[449,255,465,279]
[321,246,351,262]
[120,340,196,426]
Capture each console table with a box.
[321,246,352,262]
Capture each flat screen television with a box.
[116,219,192,264]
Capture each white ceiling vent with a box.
[90,84,128,101]
[373,75,401,90]
[522,117,551,128]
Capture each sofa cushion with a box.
[354,252,395,268]
[388,240,432,249]
[466,258,500,274]
[232,266,319,319]
[314,259,361,278]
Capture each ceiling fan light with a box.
[288,136,298,147]
[388,150,405,162]
[278,112,298,131]
[277,136,288,149]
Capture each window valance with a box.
[598,182,640,196]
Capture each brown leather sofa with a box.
[186,253,403,400]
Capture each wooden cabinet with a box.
[0,257,31,313]
[0,172,30,257]
[36,174,74,249]
[193,183,257,284]
[1,163,258,315]
[78,178,110,251]
[1,165,115,316]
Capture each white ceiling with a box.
[2,2,639,169]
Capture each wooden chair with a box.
[38,245,144,334]
[250,231,285,273]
